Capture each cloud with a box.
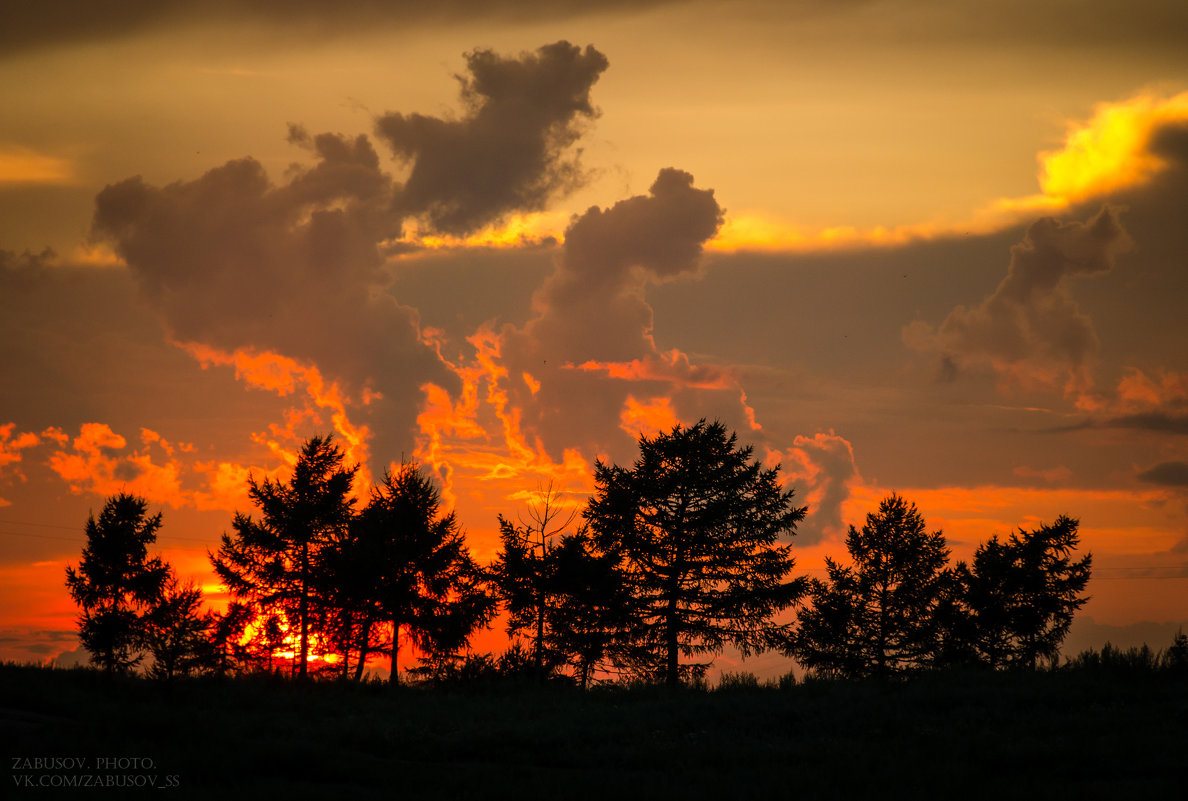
[774,432,858,545]
[92,138,449,465]
[619,396,680,439]
[996,91,1188,213]
[0,1,676,57]
[90,43,621,470]
[0,423,40,507]
[1138,462,1188,487]
[523,167,724,365]
[44,422,292,511]
[375,41,608,236]
[1106,414,1188,436]
[486,168,739,458]
[904,207,1131,394]
[1066,369,1188,436]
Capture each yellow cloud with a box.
[998,90,1188,212]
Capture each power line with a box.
[0,528,214,545]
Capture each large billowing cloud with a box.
[90,42,609,470]
[903,207,1131,393]
[376,42,608,236]
[496,168,734,457]
[526,167,723,363]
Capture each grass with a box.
[2,662,1185,799]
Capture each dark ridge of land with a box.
[1,663,1185,800]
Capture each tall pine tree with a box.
[790,494,951,679]
[585,420,805,686]
[211,435,357,678]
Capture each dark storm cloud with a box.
[375,42,608,236]
[904,208,1131,389]
[1138,462,1188,487]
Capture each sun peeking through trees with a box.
[66,426,1096,685]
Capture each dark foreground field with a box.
[2,663,1185,800]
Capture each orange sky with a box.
[2,1,1187,673]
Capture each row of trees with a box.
[789,494,1091,678]
[65,423,1094,685]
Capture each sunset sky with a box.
[2,0,1187,673]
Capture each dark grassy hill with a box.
[2,663,1185,800]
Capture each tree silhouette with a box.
[491,483,582,681]
[546,529,635,687]
[790,494,951,679]
[959,516,1091,669]
[142,572,214,680]
[65,493,170,674]
[210,435,357,678]
[349,463,496,684]
[585,420,806,686]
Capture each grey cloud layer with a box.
[5,1,1185,57]
[1138,462,1188,487]
[0,1,677,56]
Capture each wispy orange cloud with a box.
[569,349,737,390]
[0,145,76,185]
[42,422,288,513]
[1074,367,1188,416]
[413,327,594,556]
[0,424,41,507]
[181,342,374,494]
[48,423,188,507]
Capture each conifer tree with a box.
[790,494,951,678]
[66,493,170,674]
[585,420,806,686]
[961,516,1091,669]
[351,463,496,684]
[211,435,357,678]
